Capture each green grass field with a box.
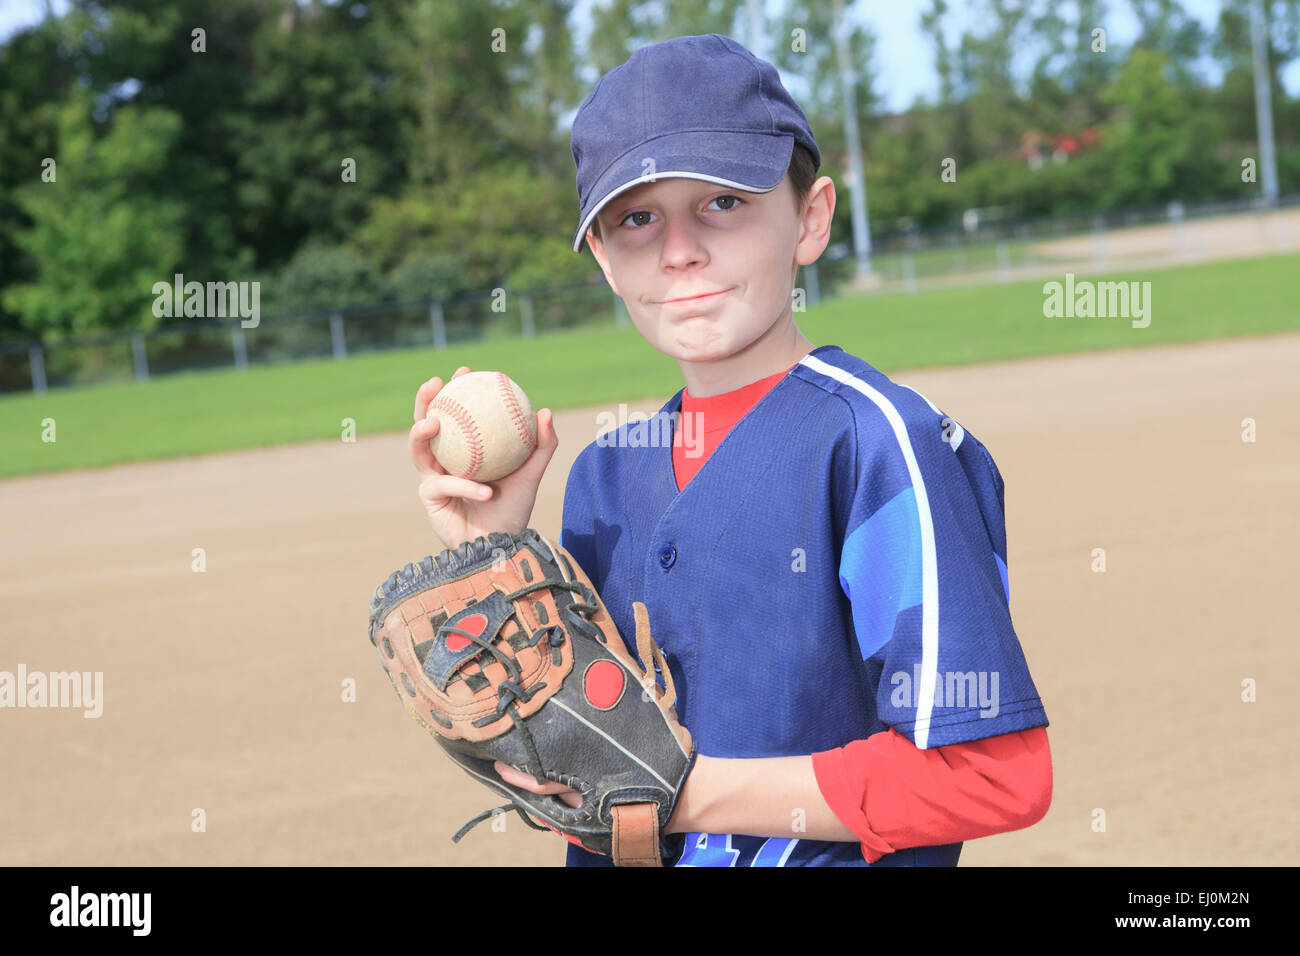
[2,251,1295,479]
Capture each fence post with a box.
[330,312,347,360]
[1168,200,1185,250]
[520,294,535,339]
[902,254,917,294]
[1268,203,1287,250]
[132,332,149,382]
[996,243,1012,283]
[232,325,249,371]
[430,300,447,349]
[1017,223,1036,267]
[29,345,46,394]
[1092,214,1106,269]
[804,263,820,306]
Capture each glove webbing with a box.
[445,580,672,866]
[446,576,595,836]
[440,577,590,784]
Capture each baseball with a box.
[427,370,538,482]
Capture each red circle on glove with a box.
[583,660,626,709]
[446,613,488,652]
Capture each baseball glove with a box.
[367,528,695,866]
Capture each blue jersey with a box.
[559,344,1048,867]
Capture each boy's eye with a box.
[616,195,743,230]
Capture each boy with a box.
[408,34,1051,867]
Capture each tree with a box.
[585,0,747,76]
[0,17,70,341]
[2,96,187,340]
[1128,0,1208,85]
[1096,48,1226,205]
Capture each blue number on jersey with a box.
[677,833,798,867]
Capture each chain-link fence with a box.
[2,193,1293,394]
[0,280,616,393]
[859,193,1299,292]
[0,260,865,394]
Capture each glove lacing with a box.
[448,576,601,844]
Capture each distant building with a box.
[1020,127,1099,169]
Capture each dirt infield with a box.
[851,206,1300,296]
[1,332,1296,866]
[1032,205,1300,269]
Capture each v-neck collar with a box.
[655,345,842,502]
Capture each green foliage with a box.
[268,244,384,315]
[383,250,472,304]
[1095,49,1228,206]
[356,158,576,292]
[507,238,601,292]
[1,96,187,341]
[224,0,410,268]
[0,20,64,342]
[0,0,1295,358]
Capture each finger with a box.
[512,409,558,479]
[420,472,494,503]
[494,762,535,790]
[408,418,444,475]
[414,368,472,422]
[494,761,569,794]
[539,408,557,449]
[413,376,444,423]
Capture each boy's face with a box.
[584,174,829,369]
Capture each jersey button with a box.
[658,545,677,570]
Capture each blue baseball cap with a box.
[569,33,821,253]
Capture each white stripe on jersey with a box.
[797,354,942,749]
[899,383,965,451]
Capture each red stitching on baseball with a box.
[496,372,536,451]
[431,395,485,477]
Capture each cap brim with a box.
[571,131,794,252]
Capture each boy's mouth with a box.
[660,288,731,305]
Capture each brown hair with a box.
[588,141,818,243]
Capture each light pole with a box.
[832,0,873,278]
[1250,0,1279,204]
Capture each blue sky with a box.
[4,0,1296,113]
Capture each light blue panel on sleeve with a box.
[838,486,923,661]
[994,551,1009,602]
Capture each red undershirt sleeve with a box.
[811,725,1052,863]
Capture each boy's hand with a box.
[409,366,559,550]
[493,760,584,810]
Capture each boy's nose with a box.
[658,219,709,271]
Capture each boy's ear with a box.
[795,176,836,266]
